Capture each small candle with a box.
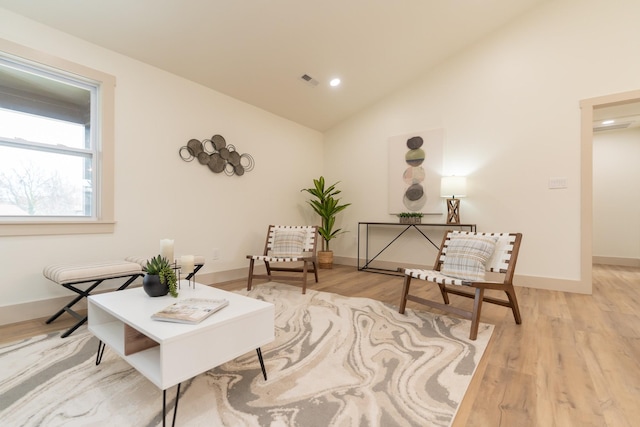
[181,255,195,274]
[160,239,174,263]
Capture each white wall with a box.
[593,127,640,263]
[0,9,323,319]
[324,0,640,293]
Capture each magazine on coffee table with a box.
[151,298,229,324]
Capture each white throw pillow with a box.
[440,235,497,281]
[271,229,306,258]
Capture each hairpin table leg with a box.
[95,340,106,365]
[256,348,267,380]
[163,383,181,427]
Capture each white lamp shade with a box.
[440,176,467,198]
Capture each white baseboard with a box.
[593,256,640,267]
[0,295,85,327]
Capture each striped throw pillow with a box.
[271,229,306,258]
[440,235,497,281]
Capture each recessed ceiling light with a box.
[329,78,341,87]
[602,119,615,125]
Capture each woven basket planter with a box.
[317,251,334,269]
[399,217,422,224]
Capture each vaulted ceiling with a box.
[0,0,552,131]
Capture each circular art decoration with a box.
[207,153,225,173]
[187,139,204,155]
[403,166,425,185]
[179,134,254,177]
[212,134,226,151]
[240,153,255,171]
[179,146,195,161]
[403,136,426,211]
[227,148,239,165]
[403,192,427,211]
[404,183,424,201]
[406,136,423,150]
[197,152,210,165]
[405,148,425,167]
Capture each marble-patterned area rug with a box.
[0,283,493,427]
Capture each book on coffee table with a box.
[151,298,229,324]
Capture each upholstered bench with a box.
[43,260,144,338]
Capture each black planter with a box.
[143,274,169,297]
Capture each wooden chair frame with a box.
[246,225,319,294]
[398,230,523,340]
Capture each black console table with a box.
[357,222,477,275]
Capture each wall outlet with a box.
[548,177,568,189]
[212,248,220,260]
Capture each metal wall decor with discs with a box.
[179,134,254,176]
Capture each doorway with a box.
[581,89,640,293]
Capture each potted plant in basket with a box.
[397,212,424,224]
[301,176,351,269]
[142,255,178,297]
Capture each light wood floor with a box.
[2,264,638,426]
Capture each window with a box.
[0,39,115,236]
[0,64,95,217]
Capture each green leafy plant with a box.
[397,212,424,218]
[301,176,351,251]
[143,255,178,297]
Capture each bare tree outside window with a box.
[0,161,78,215]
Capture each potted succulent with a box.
[301,176,351,269]
[397,212,424,224]
[142,255,178,297]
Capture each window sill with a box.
[0,220,116,237]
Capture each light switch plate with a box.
[548,177,568,189]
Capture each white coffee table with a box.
[88,281,274,426]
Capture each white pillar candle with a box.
[181,255,195,274]
[160,239,174,263]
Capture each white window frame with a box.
[0,38,115,237]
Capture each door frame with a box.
[580,89,640,292]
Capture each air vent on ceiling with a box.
[593,122,632,132]
[300,74,319,88]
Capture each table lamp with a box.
[441,176,467,224]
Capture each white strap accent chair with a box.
[398,230,523,340]
[246,225,319,294]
